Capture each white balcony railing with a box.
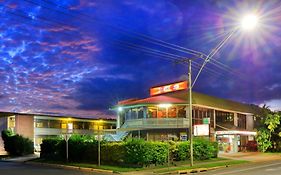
[124,118,189,129]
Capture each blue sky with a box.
[0,0,281,118]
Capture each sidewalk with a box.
[219,152,281,162]
[1,153,40,162]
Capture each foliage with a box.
[101,142,125,165]
[256,112,281,152]
[174,139,218,161]
[1,130,34,156]
[256,128,271,152]
[175,141,190,161]
[40,136,218,167]
[40,138,62,159]
[124,139,168,166]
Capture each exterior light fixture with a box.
[241,14,259,30]
[157,104,172,108]
[118,107,123,112]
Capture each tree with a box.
[256,112,281,152]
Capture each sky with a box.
[0,0,281,118]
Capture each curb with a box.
[156,165,228,175]
[176,165,228,174]
[25,161,114,174]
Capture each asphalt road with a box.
[0,161,109,175]
[200,160,281,175]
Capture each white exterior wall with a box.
[0,117,8,155]
[234,112,238,127]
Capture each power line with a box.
[7,1,248,83]
[24,0,241,77]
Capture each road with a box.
[200,160,281,175]
[0,161,109,175]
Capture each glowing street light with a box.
[241,14,259,30]
[188,13,260,167]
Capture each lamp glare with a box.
[241,14,258,30]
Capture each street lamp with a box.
[241,14,259,31]
[188,13,259,167]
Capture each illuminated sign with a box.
[194,124,209,136]
[150,81,188,96]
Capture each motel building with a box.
[109,81,260,153]
[0,112,116,154]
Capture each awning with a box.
[215,130,256,136]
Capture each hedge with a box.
[175,138,218,161]
[40,136,218,166]
[1,130,34,156]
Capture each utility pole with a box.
[98,128,101,167]
[188,59,193,167]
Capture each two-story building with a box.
[0,112,116,153]
[110,81,259,153]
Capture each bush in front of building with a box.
[101,142,125,165]
[124,139,168,166]
[40,136,217,166]
[40,135,99,162]
[1,130,34,156]
[40,138,63,160]
[175,138,218,161]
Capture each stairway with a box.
[104,123,129,141]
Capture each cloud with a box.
[67,77,145,111]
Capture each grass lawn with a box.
[31,158,249,173]
[153,159,249,173]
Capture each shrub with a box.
[149,141,169,165]
[101,142,125,165]
[40,136,218,166]
[193,138,215,160]
[124,139,151,166]
[175,141,190,161]
[124,139,169,166]
[40,138,62,160]
[1,130,34,156]
[175,139,218,161]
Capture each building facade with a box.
[0,112,116,153]
[111,82,259,153]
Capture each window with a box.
[168,107,177,118]
[148,107,157,118]
[178,107,186,118]
[157,107,167,118]
[8,116,15,129]
[35,119,49,128]
[238,114,246,129]
[49,120,61,128]
[215,111,234,125]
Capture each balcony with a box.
[34,128,94,136]
[123,118,189,129]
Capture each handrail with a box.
[123,118,189,129]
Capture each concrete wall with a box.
[14,115,34,141]
[0,117,7,155]
[234,113,238,127]
[246,114,254,131]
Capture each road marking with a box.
[211,161,281,175]
[265,168,276,171]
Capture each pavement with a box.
[1,152,281,175]
[219,152,281,162]
[1,153,40,162]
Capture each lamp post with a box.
[65,118,73,162]
[187,13,259,167]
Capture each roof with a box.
[118,96,185,105]
[0,111,116,122]
[117,90,260,114]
